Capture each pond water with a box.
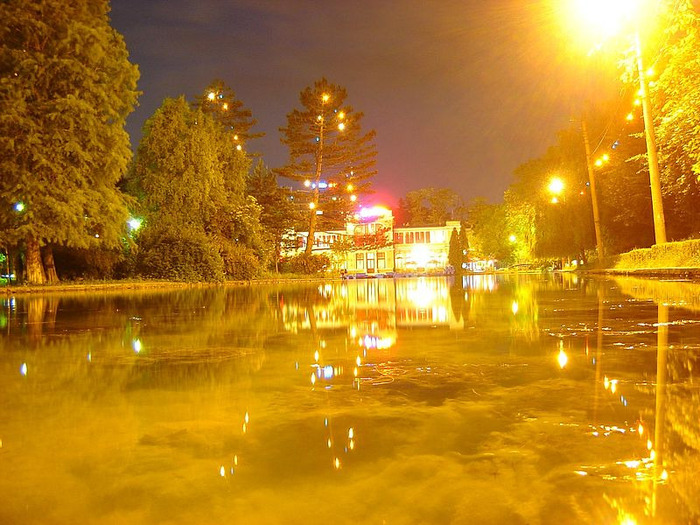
[1,274,699,524]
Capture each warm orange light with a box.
[207,92,216,101]
[548,177,565,195]
[567,0,641,43]
[338,122,345,131]
[322,93,330,103]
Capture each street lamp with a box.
[548,176,565,204]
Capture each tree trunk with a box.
[42,245,59,283]
[25,237,46,284]
[305,208,318,255]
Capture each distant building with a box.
[283,207,466,276]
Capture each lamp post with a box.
[634,29,666,244]
[581,120,605,258]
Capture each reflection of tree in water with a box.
[666,347,700,518]
[614,276,700,521]
[0,287,291,391]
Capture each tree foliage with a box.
[0,0,139,283]
[192,79,262,147]
[399,187,466,226]
[247,160,300,270]
[652,0,700,237]
[127,96,265,281]
[278,78,377,252]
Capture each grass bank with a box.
[604,239,700,278]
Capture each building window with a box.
[367,252,376,272]
[395,232,404,244]
[407,232,414,244]
[377,251,386,269]
[425,231,431,243]
[356,253,365,270]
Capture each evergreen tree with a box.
[448,227,461,271]
[128,96,263,281]
[247,161,300,272]
[193,79,262,148]
[278,78,377,254]
[458,223,470,266]
[0,0,139,283]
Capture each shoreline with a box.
[4,268,700,296]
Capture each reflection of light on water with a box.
[20,362,27,376]
[348,427,354,439]
[557,340,567,369]
[244,412,249,424]
[334,457,341,470]
[558,349,568,369]
[406,281,435,309]
[132,338,142,354]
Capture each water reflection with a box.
[1,276,700,523]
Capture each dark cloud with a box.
[111,0,621,204]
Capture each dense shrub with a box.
[136,229,224,282]
[221,243,260,280]
[282,253,330,275]
[52,246,125,280]
[614,239,700,270]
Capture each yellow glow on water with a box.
[511,301,519,315]
[638,422,644,436]
[220,465,225,477]
[558,348,568,369]
[356,356,361,366]
[132,339,142,354]
[244,412,249,424]
[314,351,319,362]
[20,362,27,376]
[334,457,341,469]
[348,428,354,439]
[234,455,238,466]
[311,373,316,385]
[661,469,668,480]
[327,438,332,448]
[647,439,652,450]
[349,439,355,450]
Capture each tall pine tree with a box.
[278,78,377,254]
[0,0,139,283]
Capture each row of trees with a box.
[1,1,377,283]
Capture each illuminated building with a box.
[283,207,465,276]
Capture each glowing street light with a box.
[548,177,565,196]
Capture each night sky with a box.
[110,0,621,206]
